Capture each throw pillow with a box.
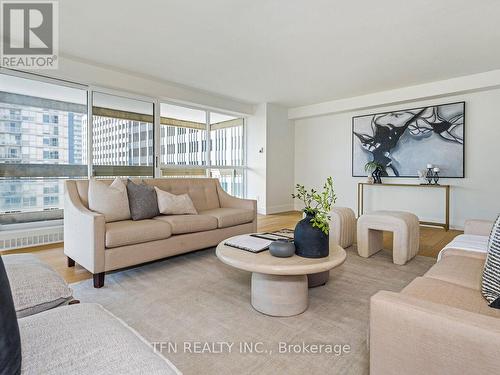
[4,253,73,318]
[88,177,131,222]
[126,180,160,220]
[0,256,22,375]
[155,187,198,215]
[482,214,500,308]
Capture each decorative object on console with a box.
[417,169,427,184]
[352,101,465,178]
[364,161,385,184]
[269,240,295,258]
[433,167,440,184]
[292,177,337,258]
[425,164,434,184]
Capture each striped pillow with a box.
[482,214,500,308]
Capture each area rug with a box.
[71,247,435,375]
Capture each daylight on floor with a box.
[1,1,499,374]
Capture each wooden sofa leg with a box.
[93,272,105,288]
[67,256,75,267]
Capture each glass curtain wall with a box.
[92,92,154,178]
[159,103,245,197]
[209,112,244,197]
[159,103,206,178]
[0,74,87,220]
[0,71,246,224]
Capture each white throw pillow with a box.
[155,187,197,215]
[88,178,131,222]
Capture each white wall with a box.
[294,89,500,229]
[247,104,267,213]
[266,104,295,214]
[34,55,254,115]
[246,103,295,214]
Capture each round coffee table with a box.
[216,238,346,317]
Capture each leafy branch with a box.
[291,177,337,235]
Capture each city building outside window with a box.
[0,73,87,217]
[0,72,246,221]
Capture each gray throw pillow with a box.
[127,179,160,220]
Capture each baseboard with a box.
[265,204,295,215]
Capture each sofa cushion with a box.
[127,180,160,220]
[88,178,131,222]
[106,220,172,248]
[3,254,73,318]
[0,256,21,375]
[402,277,500,318]
[18,303,179,375]
[424,254,485,291]
[154,214,218,234]
[200,208,254,228]
[155,187,197,215]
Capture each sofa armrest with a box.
[370,291,500,375]
[63,181,106,274]
[216,181,257,212]
[464,219,494,236]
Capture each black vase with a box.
[294,212,329,258]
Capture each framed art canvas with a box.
[352,102,465,178]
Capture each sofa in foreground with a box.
[1,253,180,375]
[370,219,498,375]
[64,178,257,287]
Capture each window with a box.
[91,92,154,177]
[0,73,87,215]
[159,103,246,197]
[0,72,247,219]
[210,112,244,167]
[160,103,206,166]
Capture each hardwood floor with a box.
[1,211,462,284]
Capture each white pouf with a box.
[357,210,419,265]
[330,207,356,248]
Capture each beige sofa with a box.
[64,178,257,287]
[370,219,499,375]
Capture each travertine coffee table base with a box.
[251,273,308,316]
[216,238,346,316]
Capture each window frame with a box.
[158,100,247,198]
[0,69,248,222]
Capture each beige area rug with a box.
[71,247,435,375]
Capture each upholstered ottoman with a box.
[357,211,419,265]
[330,207,356,248]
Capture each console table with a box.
[357,183,450,231]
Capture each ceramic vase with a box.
[294,212,329,258]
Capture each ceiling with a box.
[60,0,500,107]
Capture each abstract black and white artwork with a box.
[352,102,465,177]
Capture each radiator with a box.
[0,221,63,251]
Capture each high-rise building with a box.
[0,98,84,213]
[0,91,245,214]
